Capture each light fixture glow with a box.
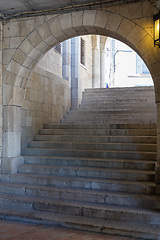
[154,12,160,47]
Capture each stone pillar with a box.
[71,37,82,107]
[2,105,24,174]
[62,39,71,83]
[100,36,107,88]
[92,35,100,88]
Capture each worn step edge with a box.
[0,194,160,225]
[0,208,160,239]
[0,182,159,208]
[22,148,157,161]
[35,135,157,144]
[28,141,156,152]
[9,173,155,192]
[23,156,156,170]
[18,163,155,175]
[43,123,157,129]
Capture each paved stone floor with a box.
[0,219,135,240]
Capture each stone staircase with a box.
[0,87,159,239]
[62,86,156,124]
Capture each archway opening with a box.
[2,9,159,175]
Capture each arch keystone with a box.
[83,10,96,27]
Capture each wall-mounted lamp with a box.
[153,12,160,47]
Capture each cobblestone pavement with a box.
[0,220,135,240]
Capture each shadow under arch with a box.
[2,8,160,178]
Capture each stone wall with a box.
[21,65,71,148]
[38,47,62,77]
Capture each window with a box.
[54,43,61,54]
[136,55,150,74]
[80,38,85,65]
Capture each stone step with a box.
[82,89,154,94]
[82,95,155,99]
[81,95,155,100]
[66,109,156,115]
[0,207,159,239]
[28,141,156,152]
[0,193,160,226]
[35,134,157,144]
[18,164,155,182]
[62,116,155,122]
[22,148,156,160]
[81,94,155,99]
[61,118,156,124]
[0,182,159,209]
[80,99,155,105]
[24,156,156,170]
[82,87,154,94]
[83,91,155,101]
[84,86,154,91]
[43,123,156,129]
[10,173,155,194]
[71,105,156,111]
[40,128,157,136]
[61,119,156,124]
[63,113,155,119]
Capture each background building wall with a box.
[106,39,153,88]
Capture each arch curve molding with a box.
[3,6,160,105]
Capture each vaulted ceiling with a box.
[0,0,158,19]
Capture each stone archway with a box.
[2,3,160,180]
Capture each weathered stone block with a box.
[136,34,153,56]
[106,13,123,32]
[1,156,24,174]
[119,2,143,19]
[3,105,21,132]
[3,21,21,37]
[127,25,146,46]
[37,23,52,41]
[117,18,135,38]
[72,11,84,28]
[28,30,42,48]
[83,10,96,27]
[20,20,35,36]
[20,39,34,55]
[13,49,27,65]
[94,10,110,29]
[3,131,21,157]
[35,15,46,28]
